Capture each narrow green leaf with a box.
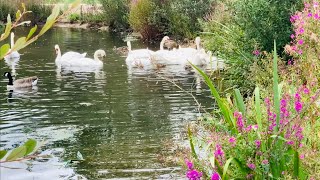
[234,89,246,115]
[191,63,237,132]
[209,156,215,168]
[6,146,27,161]
[254,87,262,130]
[16,10,21,20]
[222,157,233,180]
[0,44,10,59]
[23,139,37,155]
[294,151,299,178]
[0,150,7,159]
[38,19,55,36]
[272,40,280,132]
[215,158,223,176]
[27,25,37,40]
[1,15,12,41]
[187,125,198,159]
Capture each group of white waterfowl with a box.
[3,32,224,89]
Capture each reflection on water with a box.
[0,27,214,179]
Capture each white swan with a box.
[60,50,106,68]
[54,44,87,65]
[125,41,154,69]
[4,32,20,60]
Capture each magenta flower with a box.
[303,87,310,94]
[299,28,304,34]
[287,141,294,145]
[252,50,260,56]
[185,159,194,170]
[186,169,202,180]
[214,144,224,158]
[229,137,236,147]
[247,163,256,170]
[290,34,295,39]
[299,154,305,159]
[294,93,303,113]
[298,49,303,54]
[298,39,304,45]
[308,13,313,17]
[255,140,261,148]
[211,172,221,180]
[234,111,244,131]
[262,159,269,164]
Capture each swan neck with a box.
[56,48,61,59]
[127,41,132,52]
[160,40,165,50]
[10,33,14,48]
[7,74,13,85]
[94,52,102,61]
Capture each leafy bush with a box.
[68,13,80,23]
[99,0,129,30]
[232,0,303,53]
[128,0,158,40]
[0,3,15,22]
[166,0,213,38]
[26,4,53,24]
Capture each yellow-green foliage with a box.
[128,0,156,39]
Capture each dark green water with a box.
[0,27,213,179]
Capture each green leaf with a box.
[272,40,280,132]
[294,150,299,178]
[209,156,215,168]
[254,87,262,131]
[0,15,12,41]
[6,146,27,161]
[187,125,198,159]
[23,139,37,155]
[191,63,237,133]
[77,151,84,160]
[39,19,55,36]
[234,89,246,115]
[16,10,21,20]
[12,37,26,52]
[222,157,233,180]
[21,3,26,12]
[0,150,7,159]
[0,44,10,59]
[27,25,37,40]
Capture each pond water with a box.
[0,27,214,179]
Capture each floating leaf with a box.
[23,139,37,155]
[77,151,84,161]
[0,44,10,59]
[16,10,21,20]
[0,150,7,159]
[27,25,37,40]
[6,146,26,161]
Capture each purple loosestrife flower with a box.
[185,159,194,170]
[211,172,221,180]
[252,50,260,56]
[308,13,313,17]
[214,144,224,157]
[290,34,295,39]
[229,137,236,147]
[262,160,269,164]
[298,39,304,45]
[280,98,290,126]
[315,13,320,19]
[234,112,244,131]
[247,163,256,170]
[255,140,261,148]
[295,93,303,113]
[287,141,294,145]
[186,169,202,180]
[299,27,305,34]
[265,98,277,132]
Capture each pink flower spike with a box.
[298,39,304,45]
[299,28,304,34]
[314,13,319,19]
[211,172,221,180]
[298,50,303,54]
[247,163,256,170]
[229,137,236,147]
[290,34,295,39]
[308,13,313,17]
[299,154,305,159]
[255,140,261,148]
